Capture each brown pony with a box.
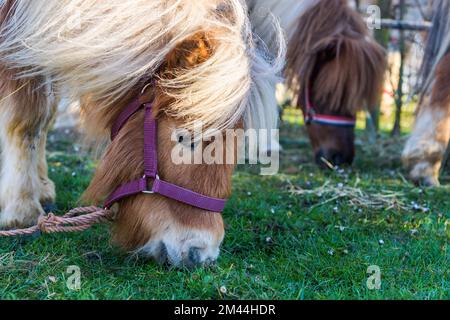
[248,0,386,167]
[0,0,282,267]
[403,0,450,186]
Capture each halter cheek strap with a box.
[304,87,356,127]
[104,98,227,213]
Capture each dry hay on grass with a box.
[288,179,414,212]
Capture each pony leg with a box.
[37,118,57,208]
[403,55,450,187]
[0,68,56,228]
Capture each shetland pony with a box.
[402,0,450,187]
[0,0,283,266]
[247,0,386,167]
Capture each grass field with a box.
[0,111,448,300]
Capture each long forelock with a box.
[284,0,385,114]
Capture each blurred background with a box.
[284,0,432,137]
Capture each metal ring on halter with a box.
[142,174,160,194]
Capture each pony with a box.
[247,0,387,167]
[0,0,283,267]
[402,0,450,187]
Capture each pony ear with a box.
[165,32,214,71]
[152,32,215,119]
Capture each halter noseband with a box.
[104,93,227,213]
[304,87,356,127]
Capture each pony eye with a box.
[178,135,184,143]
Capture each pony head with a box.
[71,2,282,267]
[0,0,276,266]
[286,0,386,167]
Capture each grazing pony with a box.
[247,0,386,167]
[0,0,283,266]
[402,0,450,187]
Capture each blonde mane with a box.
[0,0,283,135]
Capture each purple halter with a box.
[104,95,227,213]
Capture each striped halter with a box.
[303,88,356,127]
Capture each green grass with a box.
[0,120,448,300]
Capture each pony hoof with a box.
[0,200,44,230]
[155,242,168,265]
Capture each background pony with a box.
[0,0,282,266]
[248,0,386,167]
[402,0,450,187]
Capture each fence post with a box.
[367,0,393,136]
[391,0,406,136]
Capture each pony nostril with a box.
[315,149,352,168]
[315,150,326,165]
[332,153,344,166]
[188,247,202,266]
[156,242,168,264]
[315,150,335,169]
